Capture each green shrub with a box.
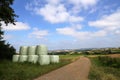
[98,56,120,68]
[101,74,117,80]
[0,29,16,60]
[0,41,16,60]
[89,57,120,80]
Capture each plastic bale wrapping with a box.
[38,55,50,65]
[12,55,20,62]
[50,55,59,63]
[28,46,36,55]
[27,55,38,63]
[36,45,48,55]
[39,51,48,55]
[19,55,28,62]
[19,46,28,55]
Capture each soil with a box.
[107,54,120,58]
[34,57,91,80]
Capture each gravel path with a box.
[34,57,91,80]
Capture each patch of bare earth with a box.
[34,57,91,80]
[107,54,120,58]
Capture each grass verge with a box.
[60,55,80,62]
[88,56,120,80]
[0,55,80,80]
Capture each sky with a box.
[1,0,120,51]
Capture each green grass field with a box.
[0,55,80,80]
[60,55,80,62]
[2,53,120,80]
[88,56,120,80]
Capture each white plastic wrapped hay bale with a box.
[36,45,48,55]
[50,55,59,63]
[19,55,28,62]
[19,46,28,55]
[38,55,50,65]
[12,55,20,62]
[39,51,48,55]
[27,55,38,63]
[28,46,36,55]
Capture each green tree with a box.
[0,0,18,60]
[0,0,18,25]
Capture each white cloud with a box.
[35,4,83,23]
[72,24,83,30]
[1,22,30,31]
[56,27,76,36]
[91,30,107,37]
[68,0,98,14]
[115,30,120,35]
[29,28,49,39]
[69,0,97,7]
[37,4,69,23]
[56,24,107,40]
[46,0,61,5]
[89,10,120,32]
[3,34,13,40]
[56,24,82,35]
[25,0,99,23]
[56,9,120,40]
[69,16,83,22]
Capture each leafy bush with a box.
[0,41,16,60]
[0,29,16,60]
[98,56,120,68]
[89,57,120,80]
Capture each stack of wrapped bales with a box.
[19,46,28,62]
[37,45,50,65]
[50,55,59,63]
[12,55,20,62]
[36,45,48,55]
[12,45,59,65]
[12,46,28,62]
[27,46,38,63]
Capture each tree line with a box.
[0,0,18,60]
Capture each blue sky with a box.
[1,0,120,51]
